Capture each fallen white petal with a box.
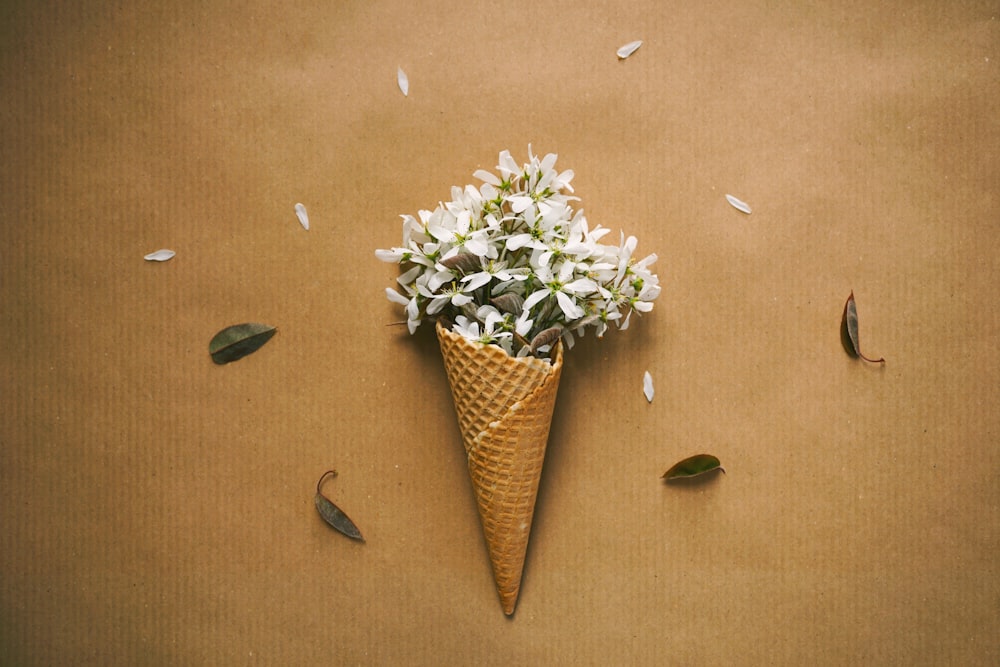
[643,370,654,403]
[294,202,309,230]
[725,194,752,214]
[617,40,643,59]
[397,66,409,96]
[144,249,175,262]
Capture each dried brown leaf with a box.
[314,470,364,542]
[440,252,481,275]
[841,291,885,364]
[529,326,563,355]
[490,292,524,315]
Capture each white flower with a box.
[419,280,473,315]
[459,259,527,292]
[452,315,481,341]
[454,311,514,349]
[522,263,597,321]
[375,148,660,357]
[496,150,521,181]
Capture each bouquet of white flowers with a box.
[376,148,660,359]
[376,148,660,616]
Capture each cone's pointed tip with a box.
[499,590,519,616]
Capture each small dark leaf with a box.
[841,292,885,364]
[209,323,277,364]
[459,302,479,321]
[314,470,364,542]
[440,252,481,275]
[490,292,524,315]
[662,454,725,481]
[529,326,563,355]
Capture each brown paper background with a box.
[2,1,998,664]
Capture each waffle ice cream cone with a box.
[436,321,563,616]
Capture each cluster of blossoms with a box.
[376,148,660,358]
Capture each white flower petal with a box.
[294,202,309,230]
[143,249,175,262]
[375,248,402,262]
[508,196,534,213]
[463,235,489,257]
[397,66,409,96]
[484,310,504,331]
[620,309,633,330]
[505,234,532,251]
[473,169,501,186]
[725,194,752,214]
[497,150,519,177]
[385,288,410,306]
[425,297,446,315]
[564,278,598,295]
[617,40,643,59]
[461,272,492,291]
[522,289,549,312]
[643,370,654,403]
[555,291,584,319]
[427,223,455,243]
[427,270,453,292]
[397,265,422,288]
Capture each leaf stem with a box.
[317,469,338,494]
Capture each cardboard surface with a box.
[2,1,998,664]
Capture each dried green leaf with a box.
[314,470,364,542]
[209,322,277,364]
[841,291,885,364]
[662,454,725,481]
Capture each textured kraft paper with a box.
[1,1,998,665]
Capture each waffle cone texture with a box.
[436,321,563,616]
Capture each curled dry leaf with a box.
[617,40,643,59]
[725,194,752,214]
[841,291,885,364]
[397,66,409,96]
[529,326,563,356]
[643,370,654,403]
[294,202,309,230]
[209,322,277,365]
[314,470,364,541]
[144,249,175,262]
[662,454,724,481]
